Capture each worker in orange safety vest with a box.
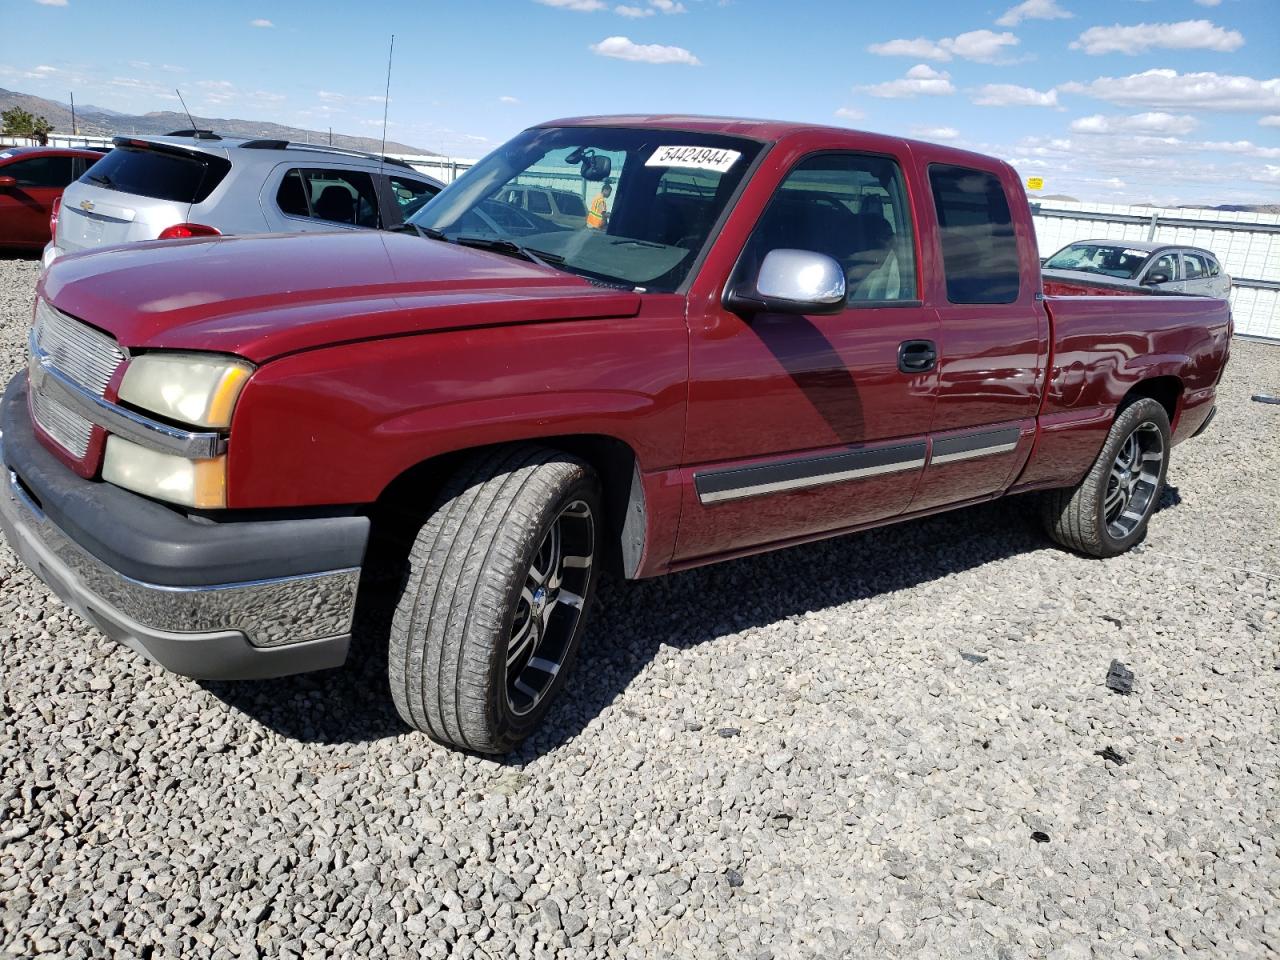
[586,182,612,230]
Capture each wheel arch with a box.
[370,433,647,579]
[1120,374,1183,428]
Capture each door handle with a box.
[898,339,938,373]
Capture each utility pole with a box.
[70,91,76,136]
[329,126,333,146]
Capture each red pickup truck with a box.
[0,117,1230,753]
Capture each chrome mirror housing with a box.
[726,248,847,316]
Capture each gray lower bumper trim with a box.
[1,456,353,681]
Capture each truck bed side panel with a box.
[1012,293,1231,492]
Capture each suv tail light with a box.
[49,196,61,239]
[157,223,221,241]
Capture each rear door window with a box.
[81,145,230,203]
[1181,252,1206,280]
[7,156,77,187]
[276,168,381,228]
[554,192,586,218]
[928,164,1020,304]
[526,191,553,215]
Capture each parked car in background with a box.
[43,132,443,268]
[0,146,108,252]
[2,116,1230,754]
[1042,239,1231,299]
[495,185,589,227]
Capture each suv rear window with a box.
[82,145,231,204]
[928,163,1020,304]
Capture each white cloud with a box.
[868,29,1019,64]
[1060,69,1280,113]
[912,126,960,141]
[499,95,521,104]
[1071,20,1243,55]
[34,0,68,7]
[1261,115,1280,128]
[860,64,955,99]
[1197,139,1280,159]
[250,18,273,27]
[589,35,701,65]
[833,106,865,121]
[615,0,684,14]
[537,0,607,9]
[1070,112,1198,135]
[1193,0,1221,5]
[973,83,1059,107]
[996,0,1072,27]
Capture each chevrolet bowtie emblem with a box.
[80,199,95,212]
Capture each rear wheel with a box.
[1041,397,1171,558]
[388,445,600,753]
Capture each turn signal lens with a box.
[157,222,221,240]
[49,196,61,239]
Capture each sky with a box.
[2,0,1278,205]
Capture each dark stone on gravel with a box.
[1105,659,1135,694]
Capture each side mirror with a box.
[1142,271,1171,286]
[725,249,847,317]
[0,176,16,189]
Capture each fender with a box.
[226,296,690,482]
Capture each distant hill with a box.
[0,87,436,156]
[1181,203,1280,215]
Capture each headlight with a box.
[102,436,227,509]
[118,352,254,429]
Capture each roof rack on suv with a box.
[166,129,222,140]
[238,139,417,170]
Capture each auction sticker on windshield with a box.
[645,146,741,173]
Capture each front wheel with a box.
[388,445,601,753]
[1041,397,1171,558]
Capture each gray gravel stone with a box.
[1,255,1277,959]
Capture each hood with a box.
[38,231,642,363]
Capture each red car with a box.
[0,116,1230,753]
[0,146,107,251]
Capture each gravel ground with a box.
[1,253,1277,960]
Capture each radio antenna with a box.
[379,34,395,173]
[175,88,198,140]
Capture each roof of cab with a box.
[542,114,1016,170]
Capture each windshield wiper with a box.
[86,173,113,187]
[388,222,450,242]
[455,236,564,269]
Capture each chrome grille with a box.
[30,383,94,458]
[31,301,126,398]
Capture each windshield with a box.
[409,126,762,292]
[1044,242,1152,280]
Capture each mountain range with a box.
[0,88,435,156]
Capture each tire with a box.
[388,444,601,753]
[1041,397,1171,558]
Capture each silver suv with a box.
[44,131,443,267]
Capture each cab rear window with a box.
[929,164,1020,304]
[81,146,231,204]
